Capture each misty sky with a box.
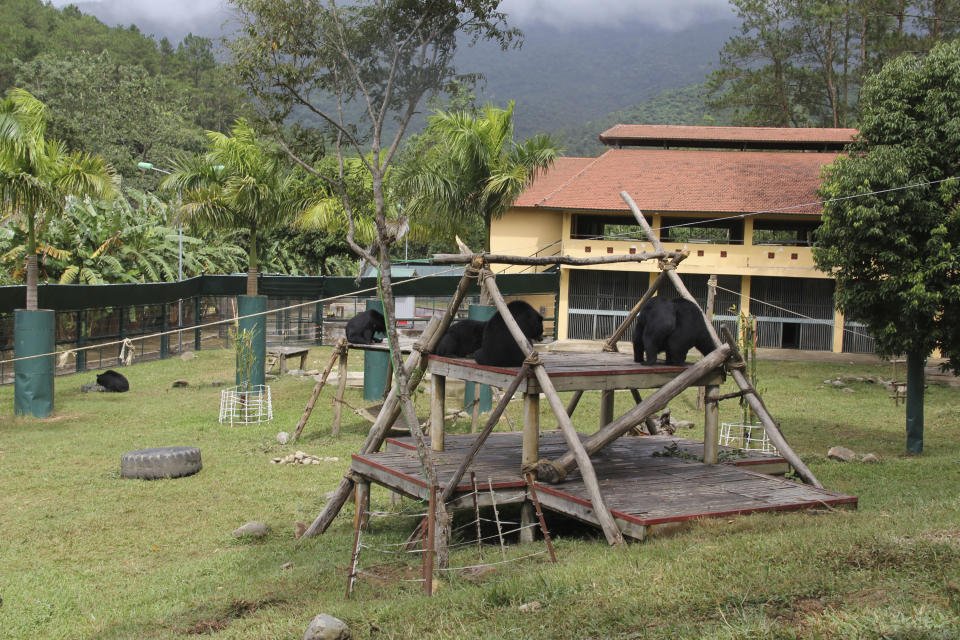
[51,0,735,35]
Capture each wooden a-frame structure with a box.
[301,191,822,548]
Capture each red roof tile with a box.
[514,148,841,215]
[599,124,857,151]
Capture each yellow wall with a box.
[491,207,842,345]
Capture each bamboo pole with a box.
[540,345,730,481]
[525,473,557,563]
[431,251,682,266]
[302,263,480,539]
[620,190,823,488]
[602,269,671,352]
[293,337,346,441]
[423,484,436,596]
[481,270,624,546]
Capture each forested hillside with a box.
[0,0,246,189]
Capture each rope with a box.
[521,459,567,483]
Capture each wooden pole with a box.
[565,390,583,416]
[525,473,557,563]
[471,471,482,560]
[541,345,730,480]
[602,269,671,352]
[331,346,349,437]
[423,483,436,596]
[621,190,823,488]
[482,270,624,546]
[697,275,718,410]
[346,513,362,597]
[293,337,345,441]
[431,251,680,266]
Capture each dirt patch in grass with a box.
[184,598,282,635]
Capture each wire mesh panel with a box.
[218,385,273,425]
[720,422,777,453]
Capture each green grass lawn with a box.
[1,348,958,639]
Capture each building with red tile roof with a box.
[492,125,872,354]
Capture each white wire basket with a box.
[719,422,778,454]
[219,384,273,425]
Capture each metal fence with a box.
[0,271,558,384]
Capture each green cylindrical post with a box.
[236,295,267,389]
[464,304,495,412]
[362,299,389,402]
[14,309,55,418]
[905,350,925,455]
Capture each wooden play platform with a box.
[353,431,857,541]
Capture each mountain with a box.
[64,2,735,140]
[457,19,736,138]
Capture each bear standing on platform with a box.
[435,319,486,357]
[345,309,386,345]
[633,296,715,366]
[473,301,543,367]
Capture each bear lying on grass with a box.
[632,297,714,366]
[97,369,129,392]
[473,301,543,367]
[435,319,486,357]
[345,309,386,345]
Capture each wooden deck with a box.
[352,431,857,541]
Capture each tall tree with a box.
[162,119,304,296]
[813,41,960,454]
[395,101,560,251]
[708,0,960,127]
[0,88,119,310]
[228,0,519,555]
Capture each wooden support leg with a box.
[332,348,349,438]
[703,384,719,464]
[470,382,482,433]
[565,389,583,416]
[521,391,540,544]
[430,373,446,451]
[354,479,370,532]
[600,390,615,430]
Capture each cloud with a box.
[53,0,733,35]
[500,0,732,31]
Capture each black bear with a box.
[473,301,544,367]
[97,369,130,392]
[345,309,386,344]
[633,296,714,366]
[435,319,486,357]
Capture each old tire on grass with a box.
[121,446,202,480]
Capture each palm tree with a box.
[0,88,119,309]
[162,119,304,296]
[396,101,561,251]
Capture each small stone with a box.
[210,381,226,387]
[827,446,857,462]
[303,614,350,640]
[180,351,196,361]
[832,380,844,387]
[861,453,880,463]
[518,601,541,612]
[294,521,308,539]
[842,387,855,393]
[265,374,278,381]
[286,369,305,376]
[81,382,105,393]
[232,521,269,538]
[172,379,189,388]
[306,369,320,376]
[823,379,833,385]
[271,458,282,464]
[295,451,305,461]
[311,459,320,465]
[276,432,291,445]
[282,561,294,570]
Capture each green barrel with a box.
[14,309,56,418]
[236,295,266,389]
[464,304,495,413]
[362,299,389,401]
